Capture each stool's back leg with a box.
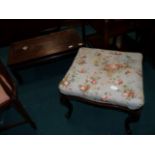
[125,110,141,134]
[60,93,73,119]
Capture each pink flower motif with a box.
[91,79,97,84]
[89,77,97,84]
[79,68,86,73]
[78,59,86,65]
[105,64,120,71]
[136,70,142,76]
[125,70,131,74]
[79,85,90,92]
[104,65,113,72]
[105,63,128,72]
[64,81,69,86]
[81,55,86,59]
[123,90,135,98]
[96,53,101,56]
[101,95,110,101]
[115,79,123,85]
[110,64,118,70]
[115,51,122,55]
[63,80,69,86]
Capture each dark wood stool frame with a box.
[0,60,36,132]
[59,92,142,134]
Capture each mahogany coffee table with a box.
[8,29,83,83]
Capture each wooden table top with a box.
[8,29,83,65]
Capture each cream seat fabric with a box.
[59,47,144,110]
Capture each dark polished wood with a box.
[86,19,155,52]
[0,59,36,131]
[59,92,142,134]
[8,29,83,65]
[125,110,141,134]
[86,20,135,49]
[0,19,86,47]
[0,19,62,47]
[8,28,84,83]
[60,93,73,119]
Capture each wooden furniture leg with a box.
[125,110,141,134]
[59,94,142,134]
[13,99,37,129]
[60,94,73,119]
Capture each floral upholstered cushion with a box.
[59,47,144,110]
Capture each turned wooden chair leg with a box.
[60,93,73,119]
[125,110,141,134]
[13,99,37,129]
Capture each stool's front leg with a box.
[60,93,73,119]
[125,110,141,134]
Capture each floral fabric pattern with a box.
[59,47,144,110]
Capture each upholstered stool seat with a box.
[59,47,144,110]
[59,47,144,134]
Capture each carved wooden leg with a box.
[60,93,73,119]
[13,99,37,129]
[125,110,141,134]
